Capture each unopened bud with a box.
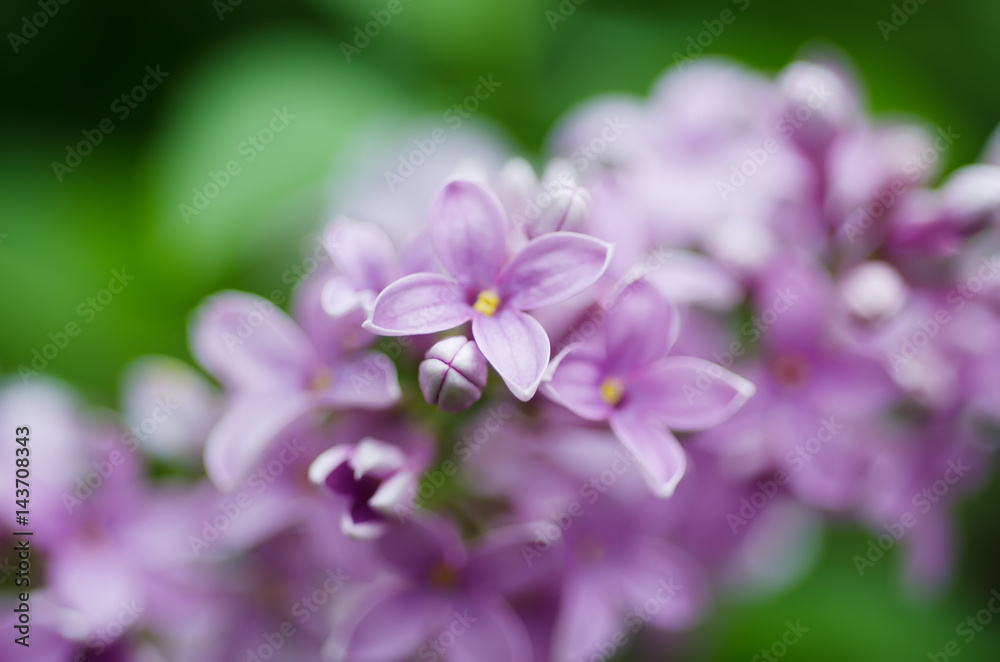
[418,337,488,412]
[532,184,590,236]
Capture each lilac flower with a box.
[332,518,534,662]
[544,281,755,497]
[543,501,709,661]
[12,56,1000,662]
[190,291,401,491]
[309,437,428,539]
[365,178,614,400]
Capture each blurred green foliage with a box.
[0,0,998,659]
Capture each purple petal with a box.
[630,356,755,431]
[369,471,418,514]
[643,249,743,310]
[551,572,624,662]
[322,351,402,408]
[498,232,613,310]
[294,271,372,360]
[189,291,317,391]
[605,280,679,372]
[446,596,535,662]
[542,346,613,421]
[618,541,709,630]
[429,178,508,287]
[319,274,370,318]
[365,273,472,336]
[473,309,550,401]
[351,437,406,478]
[465,525,562,595]
[609,409,687,498]
[905,510,954,591]
[204,393,317,492]
[324,217,401,290]
[344,588,446,661]
[377,518,467,580]
[308,445,353,487]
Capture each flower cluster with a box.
[3,57,998,661]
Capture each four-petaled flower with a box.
[543,281,755,497]
[365,178,614,400]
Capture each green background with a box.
[1,0,998,659]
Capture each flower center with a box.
[310,368,334,391]
[429,562,459,590]
[473,290,501,316]
[772,353,808,387]
[576,538,605,564]
[599,378,624,406]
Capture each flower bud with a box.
[532,183,591,236]
[418,337,488,412]
[840,260,907,321]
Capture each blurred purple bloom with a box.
[190,291,401,491]
[333,519,534,662]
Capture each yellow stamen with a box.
[600,378,624,406]
[473,290,501,317]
